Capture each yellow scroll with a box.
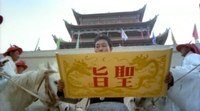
[56,49,172,98]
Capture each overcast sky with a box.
[0,0,200,53]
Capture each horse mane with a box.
[10,62,58,90]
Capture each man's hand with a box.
[57,79,64,92]
[0,62,4,67]
[0,59,9,67]
[172,66,176,68]
[164,72,172,84]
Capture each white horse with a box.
[126,67,200,111]
[0,63,60,111]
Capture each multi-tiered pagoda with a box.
[53,5,169,49]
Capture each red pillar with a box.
[118,17,121,23]
[147,30,150,38]
[140,31,144,39]
[80,21,83,25]
[71,34,74,42]
[137,17,140,23]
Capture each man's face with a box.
[10,50,20,62]
[180,46,191,57]
[17,66,24,74]
[94,39,112,53]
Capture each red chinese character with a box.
[115,66,134,77]
[93,77,108,87]
[93,66,108,75]
[93,66,108,87]
[117,77,132,87]
[115,66,134,87]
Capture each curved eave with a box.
[154,28,169,45]
[72,8,82,25]
[138,4,146,22]
[65,15,157,35]
[52,34,68,45]
[63,20,74,39]
[72,4,147,25]
[146,15,158,35]
[52,34,59,44]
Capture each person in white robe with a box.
[0,45,23,91]
[175,43,200,72]
[169,43,200,111]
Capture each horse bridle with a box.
[37,70,58,107]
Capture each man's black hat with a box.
[94,34,112,47]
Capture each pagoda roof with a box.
[64,15,158,37]
[72,4,146,25]
[52,28,169,49]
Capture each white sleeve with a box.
[1,57,16,76]
[186,54,200,65]
[181,54,200,71]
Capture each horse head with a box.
[36,62,61,108]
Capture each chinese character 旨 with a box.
[93,66,108,87]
